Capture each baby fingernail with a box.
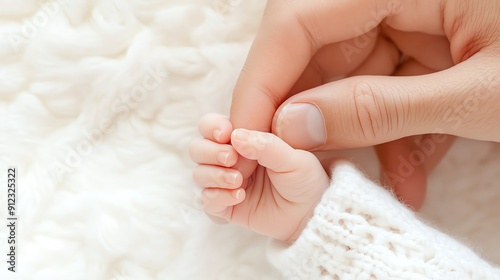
[231,189,243,199]
[213,129,222,142]
[224,172,238,185]
[217,152,230,165]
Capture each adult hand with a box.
[230,0,500,209]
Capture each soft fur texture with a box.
[0,1,498,279]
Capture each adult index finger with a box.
[229,0,424,131]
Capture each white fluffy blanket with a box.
[0,1,499,279]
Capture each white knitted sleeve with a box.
[267,162,500,280]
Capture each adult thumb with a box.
[272,51,500,150]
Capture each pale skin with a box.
[189,113,329,243]
[190,0,500,243]
[229,0,500,210]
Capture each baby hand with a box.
[189,113,330,243]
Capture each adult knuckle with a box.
[352,82,393,141]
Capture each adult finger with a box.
[382,27,453,71]
[374,58,452,211]
[230,0,444,131]
[377,137,426,210]
[289,34,378,95]
[272,50,500,151]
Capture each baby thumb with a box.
[231,129,296,172]
[231,129,328,201]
